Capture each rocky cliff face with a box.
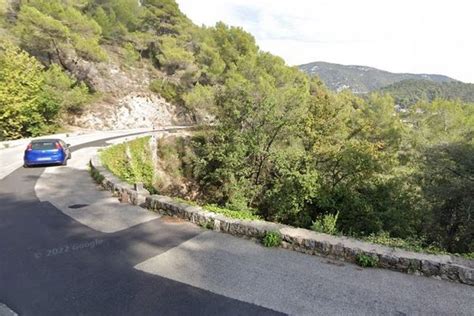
[73,93,184,129]
[66,48,191,130]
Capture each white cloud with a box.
[176,0,474,82]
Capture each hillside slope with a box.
[299,61,457,93]
[3,0,253,135]
[377,79,474,108]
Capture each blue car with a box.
[24,139,71,167]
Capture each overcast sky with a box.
[176,0,474,83]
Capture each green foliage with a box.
[156,136,187,180]
[365,232,446,255]
[406,100,474,253]
[150,78,184,105]
[107,0,143,31]
[99,142,129,177]
[200,220,214,230]
[15,1,106,62]
[100,137,156,192]
[42,64,90,115]
[380,79,474,108]
[195,41,225,84]
[122,42,140,66]
[0,0,8,22]
[157,36,195,74]
[0,42,45,139]
[0,42,92,139]
[263,231,282,247]
[0,0,5,14]
[312,212,339,235]
[419,142,474,253]
[172,197,260,221]
[355,253,379,268]
[203,204,261,221]
[183,84,215,113]
[141,0,191,37]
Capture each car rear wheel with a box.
[23,163,29,168]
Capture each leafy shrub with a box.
[364,231,447,255]
[462,253,474,260]
[122,42,140,66]
[157,138,183,178]
[42,64,91,115]
[157,36,195,74]
[202,221,214,230]
[150,79,183,105]
[203,204,261,221]
[263,231,282,247]
[311,212,339,235]
[183,84,215,112]
[355,253,379,268]
[100,137,156,192]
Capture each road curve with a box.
[0,130,473,315]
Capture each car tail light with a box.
[55,142,63,150]
[26,144,32,151]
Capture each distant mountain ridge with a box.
[299,61,458,94]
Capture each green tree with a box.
[406,99,474,252]
[92,6,126,40]
[42,64,90,116]
[183,84,215,121]
[421,142,474,253]
[15,2,106,64]
[157,35,195,74]
[0,43,50,139]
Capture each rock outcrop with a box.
[67,48,191,130]
[73,92,187,130]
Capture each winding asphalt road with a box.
[0,131,473,315]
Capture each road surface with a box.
[0,130,473,315]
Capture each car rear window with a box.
[31,142,57,150]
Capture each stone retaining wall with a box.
[90,154,473,286]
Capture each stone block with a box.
[421,260,441,277]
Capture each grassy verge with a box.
[100,136,156,193]
[174,198,261,221]
[363,231,474,259]
[203,204,261,221]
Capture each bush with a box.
[122,42,140,66]
[157,36,195,74]
[311,212,339,235]
[364,231,447,255]
[203,204,261,221]
[100,136,156,192]
[150,79,183,105]
[355,253,379,268]
[183,84,215,112]
[263,231,282,247]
